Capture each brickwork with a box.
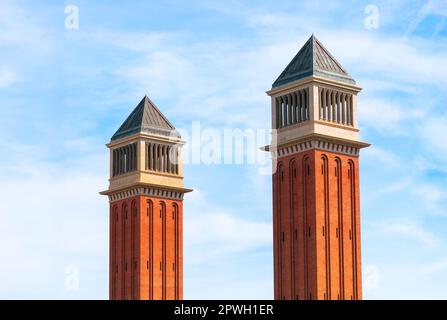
[273,149,362,300]
[109,195,183,300]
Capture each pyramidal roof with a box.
[111,96,180,141]
[272,35,356,88]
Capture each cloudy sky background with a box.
[1,0,447,299]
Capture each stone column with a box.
[110,148,114,178]
[177,146,183,176]
[272,97,278,129]
[138,140,145,172]
[352,94,358,127]
[309,85,319,121]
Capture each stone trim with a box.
[109,186,184,202]
[272,139,359,158]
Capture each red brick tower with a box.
[101,96,192,300]
[263,35,370,300]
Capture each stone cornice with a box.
[107,132,185,149]
[100,183,193,202]
[266,75,362,97]
[262,133,370,158]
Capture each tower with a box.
[100,96,192,300]
[263,35,370,300]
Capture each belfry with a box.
[101,96,192,300]
[263,35,370,300]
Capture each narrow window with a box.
[282,232,285,242]
[308,226,311,238]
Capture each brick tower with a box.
[100,96,192,300]
[263,35,370,300]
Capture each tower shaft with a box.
[273,149,362,300]
[109,195,183,300]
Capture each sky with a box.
[0,0,447,299]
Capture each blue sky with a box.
[0,0,447,299]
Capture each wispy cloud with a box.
[0,69,17,88]
[0,154,108,299]
[422,257,447,274]
[184,189,271,263]
[374,221,439,247]
[0,0,446,300]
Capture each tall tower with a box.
[263,35,370,300]
[100,96,192,300]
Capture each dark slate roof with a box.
[272,35,356,88]
[111,96,180,141]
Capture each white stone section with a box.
[108,186,184,202]
[271,139,360,158]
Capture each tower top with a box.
[101,95,191,198]
[272,35,355,88]
[111,95,180,141]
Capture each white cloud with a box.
[183,189,273,299]
[363,146,401,167]
[374,221,439,247]
[0,149,108,298]
[184,189,271,264]
[0,1,52,50]
[358,98,418,134]
[420,118,447,158]
[422,257,447,274]
[0,69,17,88]
[406,0,447,35]
[412,184,447,214]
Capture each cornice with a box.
[266,75,362,97]
[107,132,185,149]
[261,133,370,157]
[100,182,193,202]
